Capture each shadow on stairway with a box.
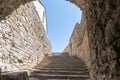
[30,52,90,80]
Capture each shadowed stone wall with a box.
[66,0,120,80]
[0,0,52,72]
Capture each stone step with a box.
[33,69,88,73]
[30,77,90,80]
[47,79,91,80]
[38,68,88,70]
[34,66,87,69]
[32,70,89,75]
[35,66,87,69]
[30,74,90,80]
[30,54,90,80]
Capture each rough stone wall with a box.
[64,12,90,67]
[85,0,120,80]
[69,0,120,80]
[0,0,52,72]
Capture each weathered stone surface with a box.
[30,53,90,80]
[0,0,33,20]
[1,71,29,80]
[69,0,86,10]
[64,11,90,68]
[68,0,120,80]
[29,77,39,80]
[0,0,52,72]
[85,0,120,80]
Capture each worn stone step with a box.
[38,68,88,70]
[34,67,88,69]
[46,79,79,80]
[32,70,89,75]
[47,79,91,80]
[32,69,88,73]
[30,74,90,79]
[30,77,90,80]
[30,53,90,80]
[34,66,87,69]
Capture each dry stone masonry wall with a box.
[0,0,52,72]
[67,0,120,80]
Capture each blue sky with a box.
[41,0,82,52]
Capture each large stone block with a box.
[1,71,29,80]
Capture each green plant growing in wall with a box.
[1,54,9,63]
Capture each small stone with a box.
[29,77,39,80]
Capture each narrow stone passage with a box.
[30,53,90,80]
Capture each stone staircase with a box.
[30,53,90,80]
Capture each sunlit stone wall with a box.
[0,0,52,72]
